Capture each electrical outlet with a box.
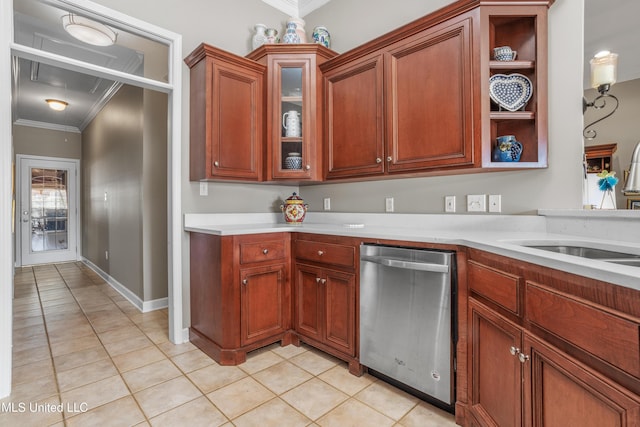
[323,197,331,211]
[385,197,394,212]
[467,194,486,212]
[489,194,502,212]
[199,182,208,196]
[105,250,109,260]
[445,196,456,213]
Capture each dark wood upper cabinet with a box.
[186,0,553,183]
[247,45,337,181]
[185,44,266,181]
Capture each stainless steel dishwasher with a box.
[359,244,456,408]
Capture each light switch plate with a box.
[323,197,331,211]
[199,182,208,196]
[467,194,486,212]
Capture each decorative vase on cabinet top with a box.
[265,27,278,44]
[287,17,307,43]
[280,192,308,224]
[252,24,267,50]
[312,26,331,48]
[282,21,300,44]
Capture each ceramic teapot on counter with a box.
[280,192,308,225]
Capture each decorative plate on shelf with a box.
[489,73,533,112]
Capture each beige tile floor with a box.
[1,262,457,427]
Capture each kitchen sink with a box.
[525,245,640,260]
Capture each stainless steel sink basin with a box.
[526,245,640,260]
[523,245,640,267]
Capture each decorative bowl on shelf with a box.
[489,73,532,111]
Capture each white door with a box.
[19,156,78,266]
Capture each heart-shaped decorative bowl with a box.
[489,73,533,112]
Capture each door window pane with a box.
[31,168,68,252]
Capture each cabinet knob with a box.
[509,346,520,356]
[320,279,326,285]
[214,161,219,167]
[262,249,269,255]
[305,165,311,170]
[316,277,321,283]
[376,158,382,164]
[386,156,392,162]
[317,250,324,256]
[242,279,248,285]
[518,353,530,363]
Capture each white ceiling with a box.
[261,0,332,18]
[11,0,639,132]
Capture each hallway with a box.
[2,262,455,426]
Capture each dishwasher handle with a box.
[361,255,450,273]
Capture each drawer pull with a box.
[518,353,530,363]
[242,279,248,285]
[262,249,269,255]
[317,250,324,256]
[509,346,520,356]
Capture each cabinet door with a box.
[209,57,264,180]
[470,299,523,427]
[324,54,384,179]
[385,16,475,172]
[294,264,323,342]
[240,264,287,346]
[524,333,640,427]
[324,269,356,356]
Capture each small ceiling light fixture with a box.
[583,50,619,140]
[61,14,117,46]
[45,99,68,111]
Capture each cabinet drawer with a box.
[294,240,355,268]
[468,261,521,316]
[239,239,286,264]
[526,283,640,379]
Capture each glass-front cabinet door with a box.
[278,63,307,178]
[247,45,337,181]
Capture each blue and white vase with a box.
[312,26,331,48]
[282,22,300,44]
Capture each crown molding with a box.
[261,0,331,17]
[14,118,81,133]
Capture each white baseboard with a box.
[80,257,168,313]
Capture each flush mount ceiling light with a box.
[61,14,117,46]
[45,99,68,111]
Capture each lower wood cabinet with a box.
[469,299,640,426]
[466,249,640,427]
[189,232,292,365]
[295,263,356,357]
[293,234,361,375]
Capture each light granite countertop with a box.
[184,212,640,292]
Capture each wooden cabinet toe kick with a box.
[189,327,296,366]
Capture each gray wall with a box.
[83,84,168,301]
[13,125,81,159]
[83,84,144,298]
[584,78,640,209]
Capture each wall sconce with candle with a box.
[583,51,619,140]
